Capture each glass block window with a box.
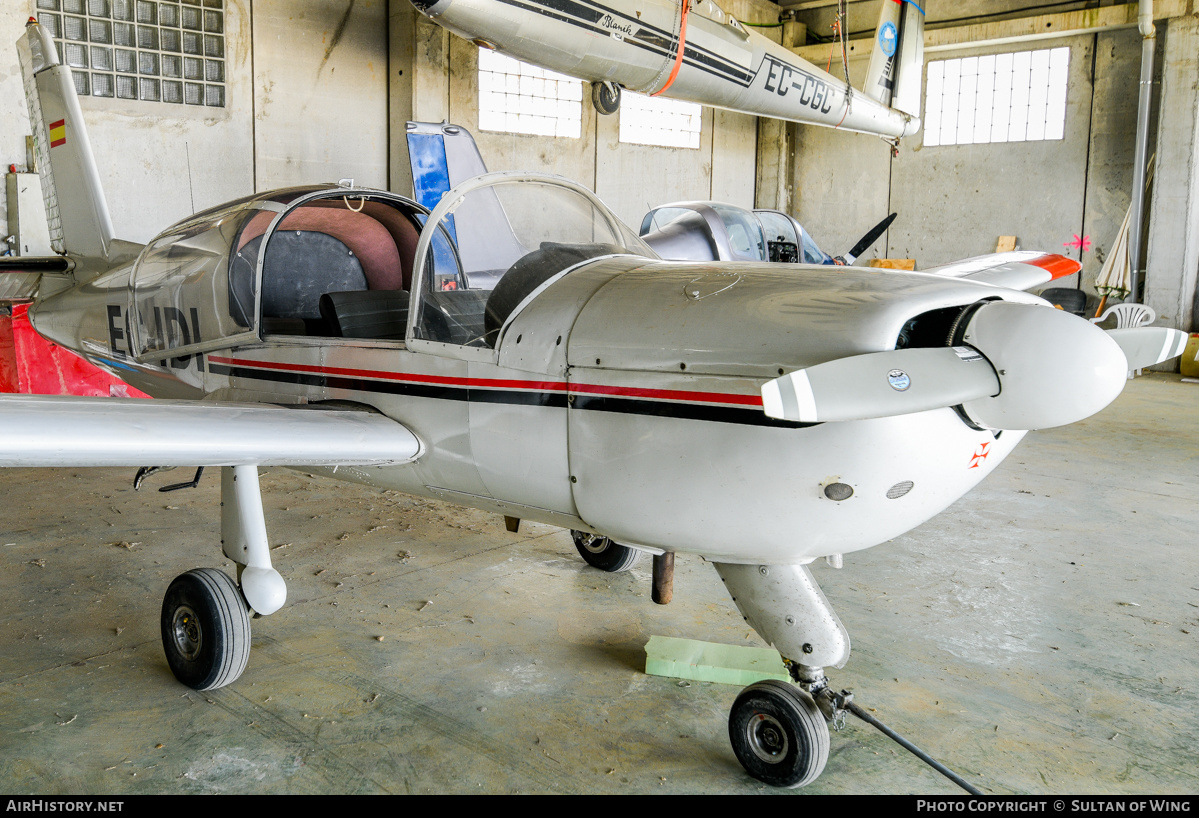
[618,91,702,149]
[35,0,226,107]
[924,47,1070,147]
[477,49,582,138]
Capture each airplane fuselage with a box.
[411,0,920,138]
[30,239,1030,566]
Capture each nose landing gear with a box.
[728,678,830,788]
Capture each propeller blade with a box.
[764,301,1135,431]
[842,212,898,264]
[762,346,1000,423]
[1106,327,1189,371]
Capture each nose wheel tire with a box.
[161,568,252,691]
[571,530,641,572]
[729,679,830,788]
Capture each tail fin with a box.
[863,0,925,119]
[405,121,525,281]
[17,18,115,262]
[405,121,491,211]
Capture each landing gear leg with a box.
[160,464,286,690]
[715,563,985,792]
[219,464,286,615]
[714,562,850,787]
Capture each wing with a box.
[922,252,1079,292]
[0,395,421,468]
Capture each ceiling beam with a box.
[793,0,1191,61]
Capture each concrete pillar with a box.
[755,118,795,212]
[782,21,807,51]
[389,1,451,197]
[1145,14,1199,334]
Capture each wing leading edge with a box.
[922,252,1080,292]
[0,395,421,468]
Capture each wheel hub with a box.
[171,604,203,661]
[746,713,790,763]
[578,534,608,554]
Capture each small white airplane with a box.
[640,199,896,266]
[1,18,1189,789]
[411,0,923,141]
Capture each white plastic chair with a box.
[1091,303,1156,376]
[1091,302,1155,329]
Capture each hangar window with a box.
[477,49,583,139]
[619,92,702,149]
[923,47,1070,147]
[35,0,227,107]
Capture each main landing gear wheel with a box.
[571,529,641,572]
[729,679,830,788]
[591,81,621,115]
[161,568,252,691]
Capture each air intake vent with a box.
[886,481,914,499]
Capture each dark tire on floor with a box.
[161,567,252,691]
[728,679,830,788]
[571,529,641,572]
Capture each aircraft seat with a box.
[483,242,626,343]
[229,198,422,336]
[273,206,403,291]
[421,290,491,345]
[319,290,409,340]
[259,231,368,327]
[304,200,420,290]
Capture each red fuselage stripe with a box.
[207,355,764,407]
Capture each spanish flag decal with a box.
[49,119,66,148]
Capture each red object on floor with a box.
[6,303,149,398]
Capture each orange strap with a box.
[652,1,691,97]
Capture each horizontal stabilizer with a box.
[924,252,1080,292]
[1107,327,1189,371]
[0,257,71,274]
[0,395,421,468]
[762,346,1000,424]
[0,256,71,300]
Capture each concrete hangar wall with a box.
[1,0,777,245]
[1,0,388,245]
[3,0,1195,334]
[780,0,1199,334]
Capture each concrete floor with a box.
[1,373,1197,795]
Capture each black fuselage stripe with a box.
[569,394,815,429]
[494,0,755,86]
[208,363,565,407]
[208,363,813,428]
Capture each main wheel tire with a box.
[161,568,252,691]
[728,679,830,788]
[591,81,621,115]
[571,530,641,572]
